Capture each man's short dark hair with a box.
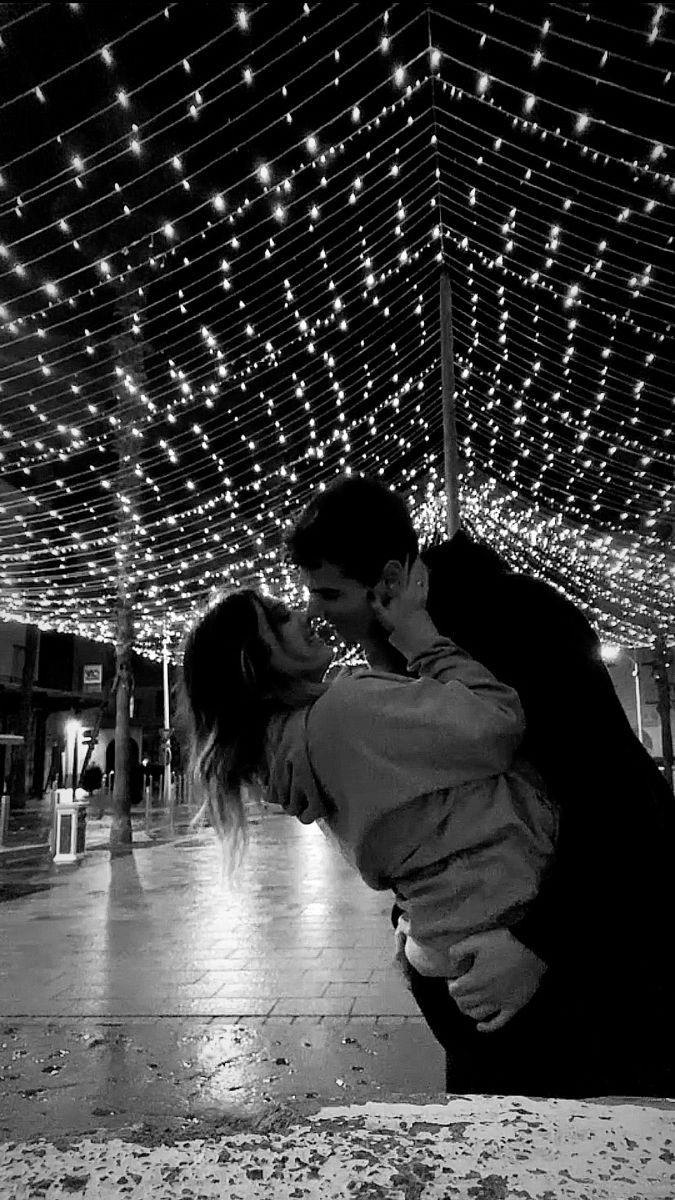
[285,475,418,586]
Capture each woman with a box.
[182,557,558,1030]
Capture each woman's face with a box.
[256,596,333,681]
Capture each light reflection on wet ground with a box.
[0,811,442,1138]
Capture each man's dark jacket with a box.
[402,532,674,1096]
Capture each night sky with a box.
[0,2,673,652]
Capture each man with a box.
[278,475,674,1098]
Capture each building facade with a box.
[0,621,167,804]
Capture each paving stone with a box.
[0,815,444,1136]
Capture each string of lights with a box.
[1,71,420,355]
[0,3,266,174]
[2,254,438,538]
[1,2,672,657]
[443,10,675,105]
[493,6,675,75]
[429,31,675,154]
[1,88,425,380]
[1,180,429,480]
[0,4,47,37]
[0,5,381,220]
[549,4,675,49]
[1,249,438,531]
[2,153,436,466]
[431,111,675,265]
[0,5,175,115]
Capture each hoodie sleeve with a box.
[337,636,525,785]
[406,635,525,777]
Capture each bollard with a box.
[53,799,87,864]
[144,779,152,834]
[0,792,9,846]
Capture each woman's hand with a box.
[369,556,430,637]
[393,913,415,991]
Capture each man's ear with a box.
[379,558,406,596]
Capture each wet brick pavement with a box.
[0,809,443,1139]
[2,810,673,1197]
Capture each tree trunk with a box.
[111,599,134,851]
[9,624,40,809]
[109,287,144,851]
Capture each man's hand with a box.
[445,929,547,1033]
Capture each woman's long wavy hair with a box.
[180,588,325,869]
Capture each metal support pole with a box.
[632,661,643,746]
[439,271,460,537]
[653,634,673,792]
[162,633,173,829]
[71,732,78,802]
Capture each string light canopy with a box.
[0,2,672,658]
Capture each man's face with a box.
[301,561,379,647]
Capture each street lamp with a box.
[601,644,643,745]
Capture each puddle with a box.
[0,882,52,903]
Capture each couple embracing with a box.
[182,475,674,1099]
